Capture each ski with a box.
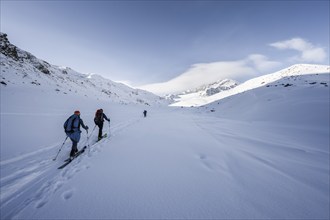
[97,133,107,142]
[63,149,87,162]
[58,146,87,169]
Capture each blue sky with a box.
[1,0,329,89]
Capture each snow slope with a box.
[172,64,330,107]
[1,67,329,219]
[0,32,169,107]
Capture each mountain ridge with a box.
[1,32,329,109]
[0,32,169,106]
[171,64,330,107]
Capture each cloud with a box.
[140,61,254,95]
[270,38,326,63]
[140,55,280,95]
[246,54,281,72]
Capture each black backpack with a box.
[94,109,104,125]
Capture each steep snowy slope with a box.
[0,32,169,106]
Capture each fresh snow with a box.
[1,33,329,219]
[1,69,329,219]
[172,64,330,107]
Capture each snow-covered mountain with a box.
[166,78,239,103]
[0,32,169,106]
[172,64,330,107]
[199,79,239,96]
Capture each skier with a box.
[64,110,89,158]
[94,109,110,141]
[143,110,147,118]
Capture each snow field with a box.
[1,67,329,219]
[2,107,328,219]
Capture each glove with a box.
[107,119,110,122]
[85,126,89,130]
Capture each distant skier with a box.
[143,110,147,118]
[94,109,110,141]
[64,110,89,158]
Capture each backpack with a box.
[64,115,77,133]
[94,109,104,125]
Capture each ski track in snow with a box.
[1,109,329,219]
[0,117,141,219]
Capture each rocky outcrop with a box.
[0,33,19,61]
[1,32,51,75]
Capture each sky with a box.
[1,0,329,91]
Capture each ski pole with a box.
[88,125,96,139]
[53,136,68,161]
[86,129,94,155]
[86,129,90,148]
[108,121,111,137]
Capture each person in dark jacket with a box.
[64,110,89,158]
[94,109,110,141]
[143,110,147,118]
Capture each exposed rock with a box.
[0,33,19,61]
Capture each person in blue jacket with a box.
[64,110,89,158]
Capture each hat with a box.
[74,110,80,115]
